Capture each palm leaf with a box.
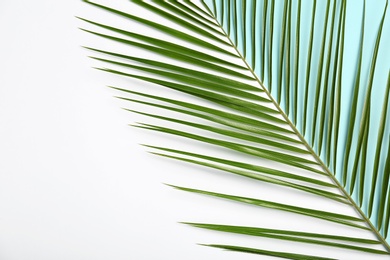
[80,0,390,258]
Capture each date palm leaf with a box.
[80,0,390,258]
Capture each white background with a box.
[0,1,389,259]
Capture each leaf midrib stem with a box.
[206,3,390,253]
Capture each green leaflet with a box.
[186,223,387,254]
[169,185,363,227]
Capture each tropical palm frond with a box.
[80,0,390,258]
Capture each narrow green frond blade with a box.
[349,106,370,195]
[242,0,247,57]
[212,0,217,18]
[169,185,363,227]
[220,0,224,27]
[227,0,231,35]
[332,0,347,175]
[359,108,370,206]
[250,0,256,69]
[261,0,268,81]
[377,136,390,231]
[285,0,292,116]
[302,0,317,135]
[277,0,289,104]
[268,0,275,92]
[342,1,365,185]
[311,0,331,146]
[188,223,388,254]
[185,223,380,244]
[384,177,390,238]
[293,0,301,125]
